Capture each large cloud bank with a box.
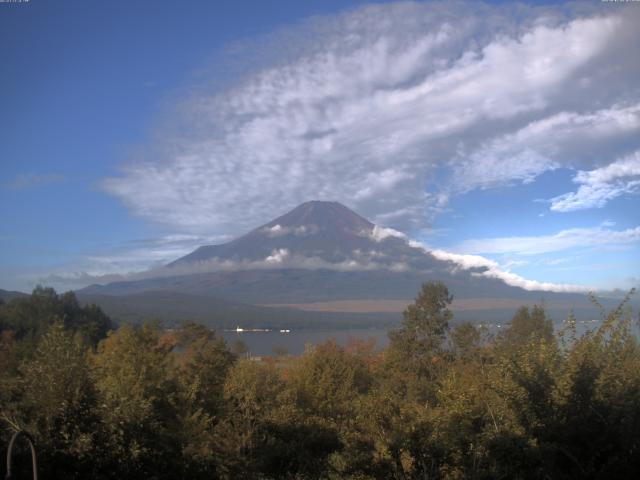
[102,1,640,235]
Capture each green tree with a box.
[91,322,181,479]
[536,291,640,478]
[173,321,235,415]
[0,286,112,345]
[214,359,284,478]
[388,281,452,363]
[500,304,554,348]
[450,322,482,360]
[1,282,638,479]
[285,340,376,478]
[384,281,453,403]
[6,323,99,479]
[287,340,371,421]
[171,321,235,477]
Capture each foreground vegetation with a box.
[1,284,639,479]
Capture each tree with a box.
[384,281,453,403]
[283,340,380,477]
[538,291,640,478]
[500,304,553,349]
[171,321,236,477]
[10,323,99,479]
[91,322,181,478]
[1,282,638,479]
[214,359,288,478]
[287,340,371,421]
[0,287,112,345]
[450,322,482,360]
[389,281,453,360]
[173,321,235,415]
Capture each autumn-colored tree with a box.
[450,322,482,360]
[532,290,640,478]
[170,321,235,477]
[5,323,98,478]
[173,321,235,415]
[91,322,181,479]
[214,358,285,478]
[1,285,638,479]
[285,340,377,478]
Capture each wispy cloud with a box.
[4,173,64,191]
[101,1,640,236]
[451,225,640,256]
[452,104,640,193]
[29,233,230,288]
[550,150,640,211]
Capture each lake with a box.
[219,318,615,356]
[221,327,392,355]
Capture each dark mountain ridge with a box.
[0,288,28,302]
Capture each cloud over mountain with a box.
[50,201,595,296]
[102,1,640,236]
[428,248,591,293]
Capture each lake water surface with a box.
[220,318,613,356]
[221,327,391,355]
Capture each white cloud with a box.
[452,225,640,256]
[452,104,640,192]
[262,224,316,237]
[428,249,591,293]
[265,248,289,264]
[550,150,640,211]
[369,225,407,242]
[265,224,285,236]
[102,2,640,235]
[406,239,592,293]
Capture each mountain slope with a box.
[76,290,397,330]
[78,201,626,323]
[0,288,28,302]
[169,201,380,265]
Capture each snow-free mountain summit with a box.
[170,201,427,269]
[80,201,607,324]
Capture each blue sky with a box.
[1,0,639,293]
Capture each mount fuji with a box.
[78,201,618,327]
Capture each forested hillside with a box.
[1,284,639,479]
